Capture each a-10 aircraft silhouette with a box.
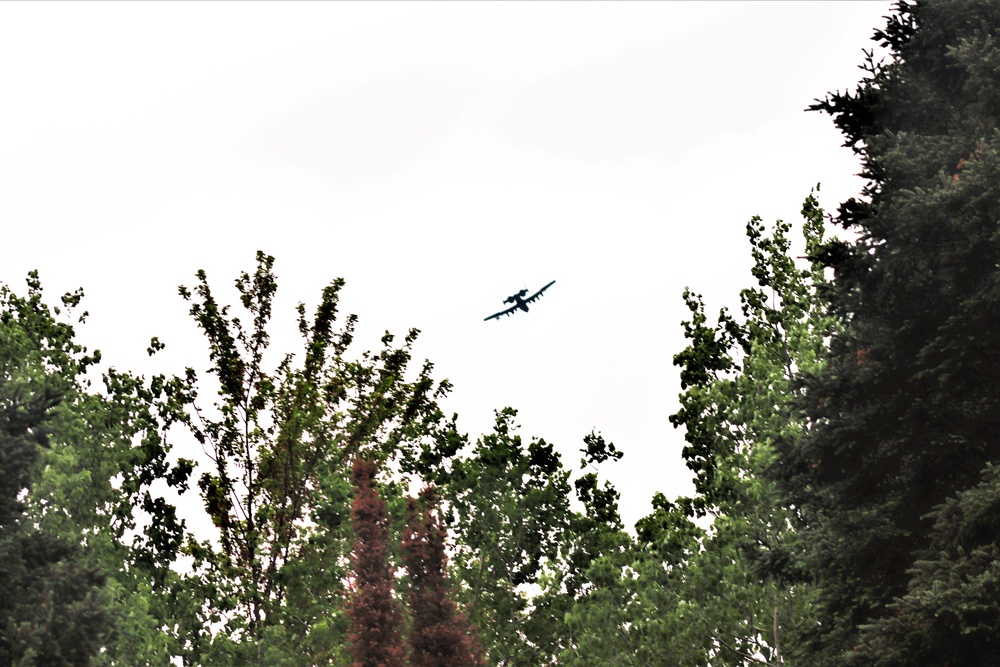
[484,280,556,321]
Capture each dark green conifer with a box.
[770,1,1000,663]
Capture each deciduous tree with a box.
[560,193,831,666]
[431,407,573,666]
[0,276,116,665]
[172,251,456,664]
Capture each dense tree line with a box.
[3,0,1000,664]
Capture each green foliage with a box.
[171,251,456,664]
[0,532,114,667]
[9,248,832,666]
[557,192,832,666]
[666,193,831,665]
[771,1,1000,662]
[8,5,1000,664]
[855,464,1000,666]
[430,407,572,665]
[31,322,195,664]
[0,254,473,667]
[0,276,116,666]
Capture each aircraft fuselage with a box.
[504,289,530,312]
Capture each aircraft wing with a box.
[484,304,519,321]
[524,280,556,304]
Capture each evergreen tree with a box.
[401,487,484,667]
[770,1,1000,663]
[346,458,406,667]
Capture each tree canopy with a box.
[768,1,1000,663]
[4,2,1000,664]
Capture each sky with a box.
[1,1,895,531]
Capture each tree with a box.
[855,463,1000,666]
[0,273,197,666]
[0,275,116,665]
[346,458,406,667]
[558,194,831,666]
[557,439,668,666]
[31,326,197,666]
[769,1,1000,662]
[171,251,457,664]
[401,486,484,667]
[662,195,831,664]
[430,407,573,666]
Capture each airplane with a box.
[484,280,556,321]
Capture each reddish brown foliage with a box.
[402,487,485,667]
[346,458,406,667]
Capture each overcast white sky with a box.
[1,1,894,530]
